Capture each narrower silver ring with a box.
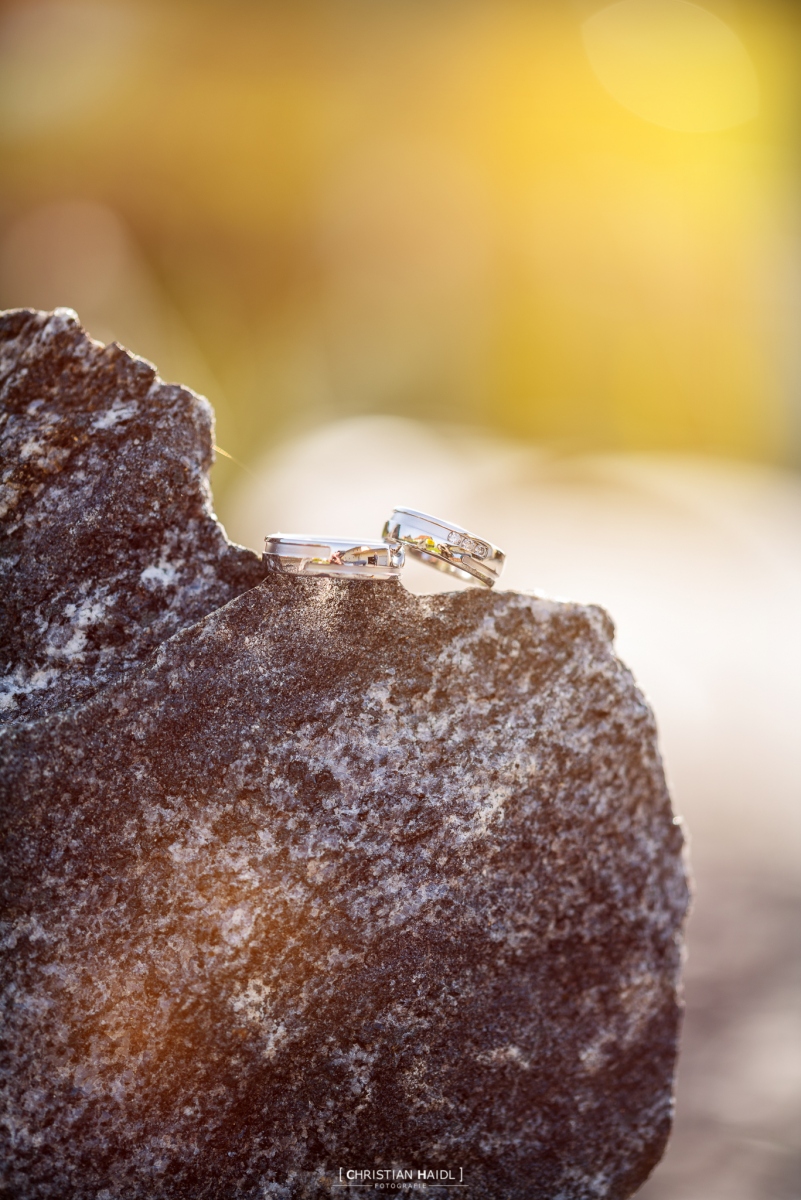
[382,507,504,588]
[264,534,404,580]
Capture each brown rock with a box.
[0,308,264,722]
[0,310,688,1199]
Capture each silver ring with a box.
[382,507,504,588]
[264,534,404,580]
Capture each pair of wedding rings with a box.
[263,507,505,589]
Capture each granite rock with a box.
[0,311,689,1199]
[0,308,265,722]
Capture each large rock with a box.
[0,310,689,1199]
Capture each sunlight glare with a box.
[582,0,759,132]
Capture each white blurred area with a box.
[222,415,801,877]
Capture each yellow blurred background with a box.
[1,0,800,495]
[1,3,800,1199]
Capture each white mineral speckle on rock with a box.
[0,483,20,518]
[220,904,256,947]
[91,400,139,431]
[140,562,179,589]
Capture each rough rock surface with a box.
[0,311,689,1200]
[0,308,265,722]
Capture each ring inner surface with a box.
[264,537,402,577]
[410,546,488,584]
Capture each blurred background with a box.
[0,0,799,1195]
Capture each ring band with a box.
[264,534,404,580]
[382,507,504,588]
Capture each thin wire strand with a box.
[213,444,255,477]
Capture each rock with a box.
[0,308,265,722]
[0,310,689,1199]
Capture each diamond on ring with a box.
[382,508,504,588]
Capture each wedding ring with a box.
[382,507,504,588]
[263,535,404,580]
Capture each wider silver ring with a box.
[264,534,404,580]
[382,507,504,588]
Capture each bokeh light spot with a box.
[0,0,139,138]
[582,0,759,133]
[0,201,130,312]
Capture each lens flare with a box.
[582,0,759,132]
